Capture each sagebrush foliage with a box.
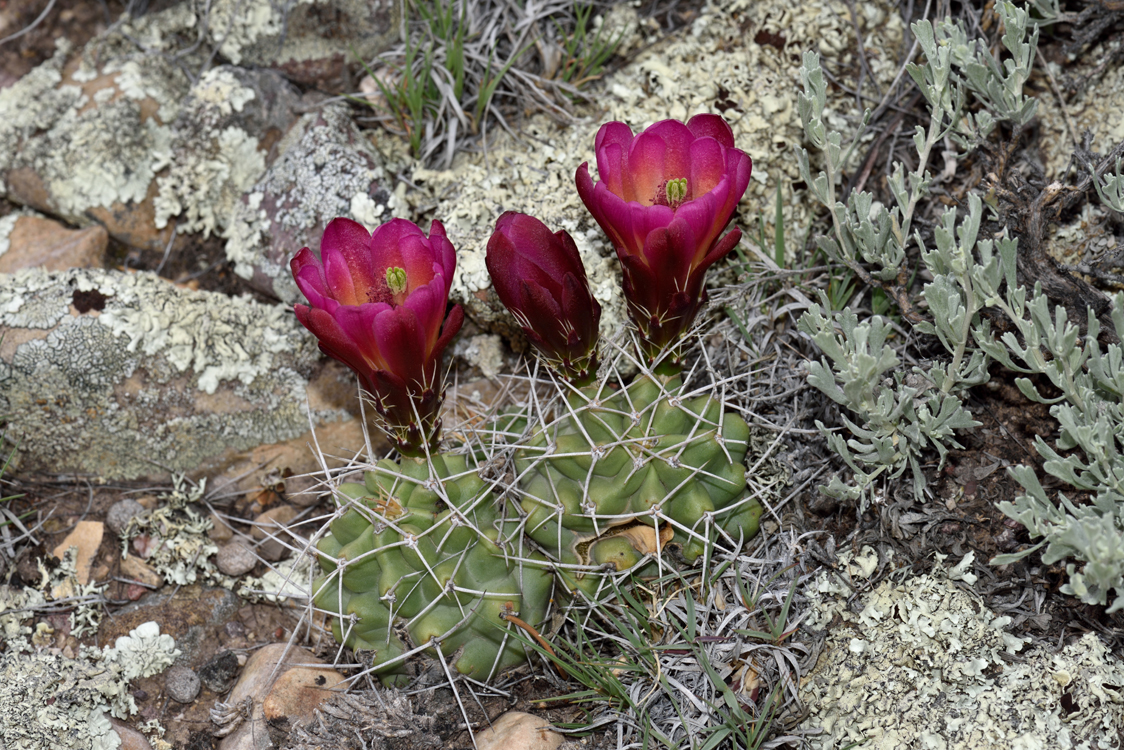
[797,1,1124,611]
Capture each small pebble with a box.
[165,666,201,703]
[106,499,145,536]
[252,505,300,561]
[216,542,257,576]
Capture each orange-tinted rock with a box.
[0,214,107,273]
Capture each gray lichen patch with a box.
[801,550,1124,749]
[1031,36,1124,178]
[0,621,178,750]
[153,68,269,238]
[224,104,397,302]
[0,267,347,480]
[0,35,190,249]
[205,0,397,83]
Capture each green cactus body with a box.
[312,453,553,685]
[514,375,763,595]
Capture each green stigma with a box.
[386,266,408,295]
[666,178,688,206]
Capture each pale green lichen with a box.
[153,67,267,237]
[0,621,178,750]
[0,36,188,225]
[119,476,239,588]
[802,551,1124,748]
[0,40,78,191]
[0,267,345,479]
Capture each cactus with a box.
[312,453,554,685]
[513,374,763,595]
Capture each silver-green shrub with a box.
[796,1,1124,611]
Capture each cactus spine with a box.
[513,374,762,595]
[312,453,553,685]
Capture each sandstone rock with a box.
[216,542,258,577]
[106,498,146,536]
[216,643,344,750]
[476,712,562,750]
[110,718,154,750]
[203,0,397,87]
[224,104,397,303]
[0,213,107,273]
[120,555,163,588]
[206,406,383,499]
[0,267,358,481]
[208,511,236,542]
[0,40,186,253]
[251,505,300,561]
[281,473,326,507]
[165,665,202,703]
[151,65,307,245]
[51,520,104,586]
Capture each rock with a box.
[476,712,562,750]
[0,213,107,273]
[0,32,312,260]
[198,649,241,693]
[165,665,201,703]
[208,511,236,542]
[207,407,384,500]
[216,542,258,577]
[106,498,146,536]
[204,0,397,87]
[224,104,397,302]
[281,473,325,507]
[120,555,163,588]
[110,718,154,750]
[0,40,186,253]
[151,65,307,245]
[0,267,358,481]
[216,643,344,750]
[251,505,299,561]
[50,520,104,586]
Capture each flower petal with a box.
[686,113,736,148]
[321,217,375,305]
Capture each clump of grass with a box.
[354,0,627,165]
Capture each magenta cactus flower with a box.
[290,217,464,456]
[575,114,751,363]
[486,212,601,385]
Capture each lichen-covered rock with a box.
[0,266,352,480]
[224,104,402,302]
[0,620,178,750]
[202,0,397,86]
[153,65,307,240]
[802,551,1124,748]
[0,40,187,252]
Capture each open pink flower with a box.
[486,212,601,384]
[576,114,751,362]
[290,217,463,455]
